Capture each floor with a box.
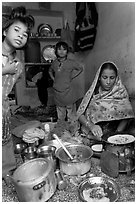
[2,105,135,202]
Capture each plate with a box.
[42,45,56,62]
[78,177,120,202]
[107,134,135,144]
[37,23,53,36]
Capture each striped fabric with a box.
[2,49,24,145]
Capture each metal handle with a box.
[33,180,46,190]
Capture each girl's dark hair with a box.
[100,62,118,77]
[55,41,69,57]
[3,6,35,34]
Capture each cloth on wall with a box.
[74,2,98,52]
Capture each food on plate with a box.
[107,134,134,144]
[83,186,110,202]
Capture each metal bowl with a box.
[37,145,56,157]
[37,23,53,36]
[14,143,27,154]
[78,176,120,202]
[23,146,37,160]
[91,144,103,158]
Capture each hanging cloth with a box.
[75,2,98,51]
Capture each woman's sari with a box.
[77,61,134,141]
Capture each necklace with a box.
[57,57,67,71]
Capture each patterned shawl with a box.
[77,61,134,124]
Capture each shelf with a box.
[29,36,61,40]
[25,63,51,66]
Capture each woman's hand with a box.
[89,124,103,140]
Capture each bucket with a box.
[12,158,57,202]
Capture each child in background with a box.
[49,41,83,125]
[2,6,34,182]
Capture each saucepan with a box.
[55,144,93,175]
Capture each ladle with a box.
[53,134,74,160]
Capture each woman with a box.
[77,61,134,145]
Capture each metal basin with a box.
[78,176,120,202]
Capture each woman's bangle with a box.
[86,121,90,127]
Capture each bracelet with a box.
[86,121,90,127]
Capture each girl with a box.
[2,6,34,181]
[77,61,134,145]
[49,41,83,124]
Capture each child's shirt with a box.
[49,57,83,106]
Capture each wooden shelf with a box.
[25,63,51,66]
[29,36,61,40]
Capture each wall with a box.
[2,2,135,110]
[81,2,135,110]
[2,2,77,108]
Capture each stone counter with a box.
[2,157,135,202]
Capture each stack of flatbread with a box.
[23,127,45,143]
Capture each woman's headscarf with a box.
[77,61,134,124]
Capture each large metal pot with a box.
[103,134,135,173]
[11,158,57,202]
[55,144,93,175]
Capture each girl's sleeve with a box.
[71,60,83,79]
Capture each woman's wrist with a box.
[85,120,94,129]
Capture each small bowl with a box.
[78,176,120,202]
[23,146,37,160]
[91,144,103,158]
[37,145,56,157]
[14,143,27,154]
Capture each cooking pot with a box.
[103,134,135,173]
[55,144,93,175]
[37,145,57,170]
[11,158,57,202]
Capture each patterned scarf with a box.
[77,61,134,124]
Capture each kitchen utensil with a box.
[53,134,73,160]
[42,45,56,62]
[103,134,135,173]
[78,176,120,202]
[14,143,27,154]
[22,146,37,161]
[91,144,103,158]
[55,144,93,175]
[55,169,67,190]
[37,23,53,36]
[37,145,56,170]
[10,158,57,202]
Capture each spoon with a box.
[53,134,74,160]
